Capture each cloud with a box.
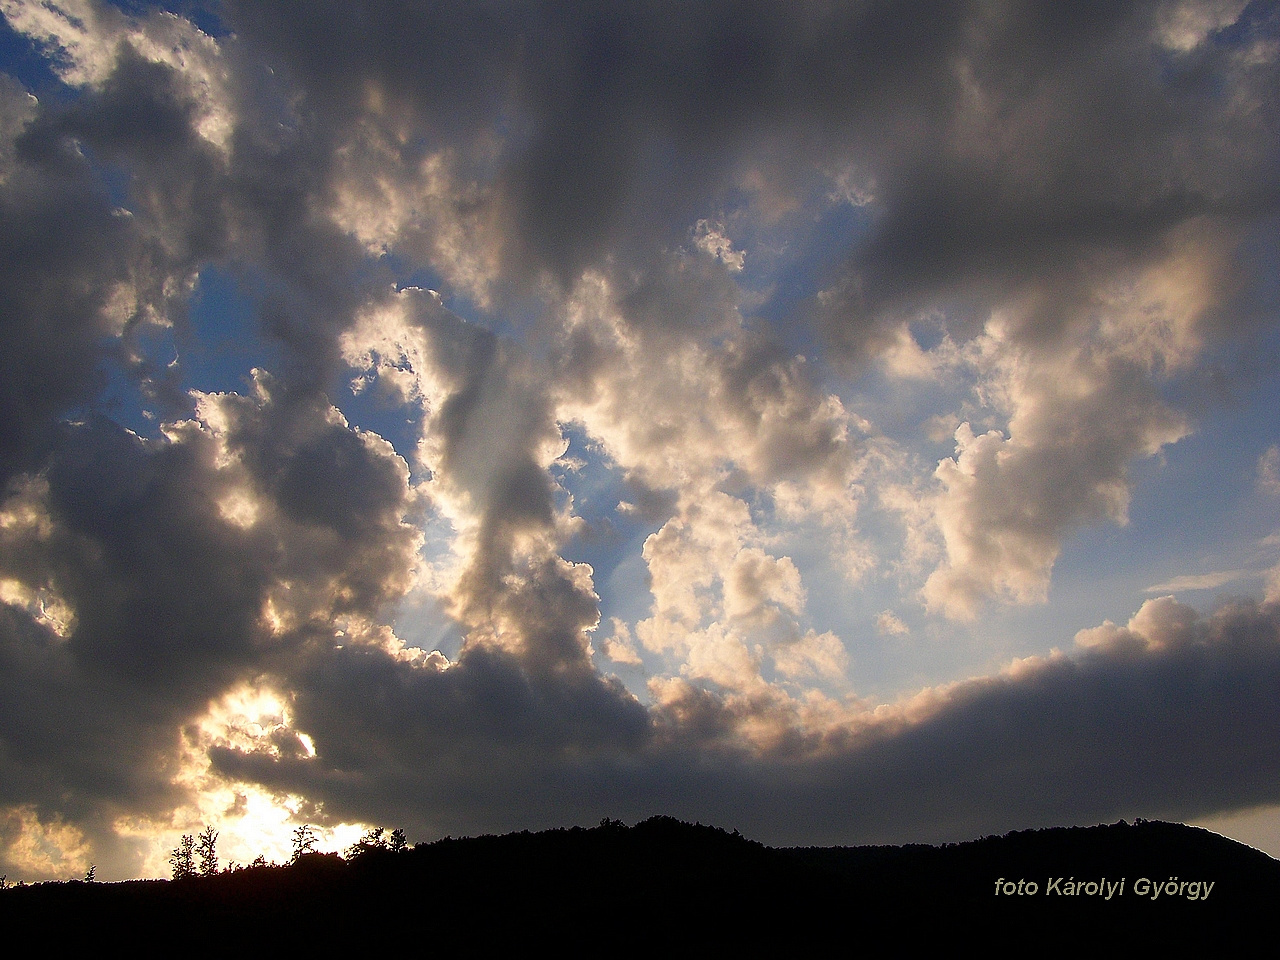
[692,220,746,272]
[201,594,1280,849]
[1075,594,1202,651]
[0,369,425,876]
[601,617,643,666]
[1155,0,1251,52]
[0,73,162,483]
[876,611,909,636]
[920,293,1193,619]
[1,0,1278,877]
[1146,570,1255,593]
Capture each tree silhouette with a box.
[345,827,387,859]
[291,824,318,863]
[170,835,196,880]
[389,829,408,853]
[197,825,219,876]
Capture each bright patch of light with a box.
[110,684,383,877]
[0,805,91,879]
[216,489,260,529]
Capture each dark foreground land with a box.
[3,817,1274,948]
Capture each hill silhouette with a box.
[3,817,1273,947]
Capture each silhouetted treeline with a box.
[3,817,1275,948]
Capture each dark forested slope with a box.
[3,817,1273,947]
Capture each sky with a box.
[1,0,1279,881]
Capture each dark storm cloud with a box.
[208,595,1280,847]
[53,46,229,259]
[0,32,267,858]
[220,0,1280,331]
[7,8,400,394]
[776,595,1280,845]
[0,418,273,827]
[0,375,431,875]
[209,641,651,833]
[0,74,145,482]
[823,0,1280,345]
[220,0,973,289]
[204,373,421,613]
[4,42,246,418]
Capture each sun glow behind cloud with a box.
[147,685,373,873]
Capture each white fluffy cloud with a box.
[920,269,1200,619]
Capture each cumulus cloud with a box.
[876,611,909,636]
[1,0,1278,877]
[601,617,643,666]
[1075,594,1203,651]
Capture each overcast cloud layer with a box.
[1,0,1279,879]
